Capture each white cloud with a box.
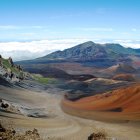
[0,25,44,30]
[0,38,89,60]
[77,27,114,32]
[121,43,140,49]
[114,39,140,49]
[114,39,133,43]
[131,28,137,32]
[1,38,140,61]
[0,39,89,52]
[0,50,53,61]
[0,25,20,30]
[19,33,36,37]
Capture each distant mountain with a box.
[37,41,140,61]
[17,41,140,68]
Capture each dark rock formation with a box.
[1,102,9,108]
[8,57,14,67]
[88,132,106,140]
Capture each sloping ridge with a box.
[115,63,136,73]
[112,74,135,81]
[39,41,140,60]
[62,84,140,121]
[40,41,107,60]
[102,63,136,74]
[17,41,140,68]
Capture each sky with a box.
[0,0,140,60]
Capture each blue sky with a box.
[0,0,140,60]
[0,0,140,40]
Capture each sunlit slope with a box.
[62,84,140,121]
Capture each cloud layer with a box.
[0,39,140,61]
[0,39,89,61]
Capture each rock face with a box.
[0,55,3,66]
[0,55,25,83]
[0,59,2,66]
[8,57,14,67]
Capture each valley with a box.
[0,41,140,140]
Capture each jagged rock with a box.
[16,65,23,71]
[9,72,14,79]
[0,56,26,84]
[0,56,2,66]
[88,132,106,140]
[1,102,9,108]
[8,57,14,67]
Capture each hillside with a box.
[112,74,136,81]
[61,77,131,100]
[23,64,95,81]
[62,84,140,121]
[99,63,137,76]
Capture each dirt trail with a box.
[0,86,140,140]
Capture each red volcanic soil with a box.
[112,74,135,81]
[62,84,140,122]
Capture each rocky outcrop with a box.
[0,123,42,140]
[0,56,3,66]
[88,132,106,140]
[0,55,26,83]
[8,57,14,67]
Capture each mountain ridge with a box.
[17,41,140,68]
[36,41,140,61]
